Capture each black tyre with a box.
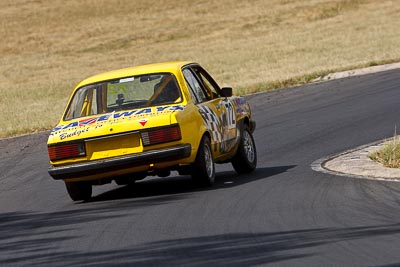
[65,181,92,201]
[191,136,215,186]
[231,125,257,173]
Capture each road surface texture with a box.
[1,69,400,266]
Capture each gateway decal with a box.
[52,105,185,132]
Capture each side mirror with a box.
[221,87,233,97]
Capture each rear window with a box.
[64,73,182,121]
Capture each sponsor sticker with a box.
[51,105,185,133]
[138,119,148,126]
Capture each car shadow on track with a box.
[2,219,400,266]
[86,165,296,203]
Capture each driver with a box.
[152,77,181,104]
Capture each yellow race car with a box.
[47,61,256,201]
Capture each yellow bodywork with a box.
[48,61,252,183]
[48,62,205,182]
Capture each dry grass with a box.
[370,136,400,168]
[1,0,400,137]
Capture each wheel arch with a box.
[199,131,212,149]
[189,125,212,162]
[242,115,256,133]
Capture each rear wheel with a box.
[231,125,257,173]
[191,136,215,186]
[65,181,92,201]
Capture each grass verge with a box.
[1,0,400,138]
[370,136,400,168]
[236,58,400,95]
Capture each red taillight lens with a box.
[48,143,86,161]
[141,125,181,146]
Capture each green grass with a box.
[369,136,400,168]
[1,0,400,138]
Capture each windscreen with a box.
[64,73,181,121]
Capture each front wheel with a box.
[65,181,92,201]
[191,136,215,186]
[231,125,257,173]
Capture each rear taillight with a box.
[141,125,181,146]
[48,142,86,161]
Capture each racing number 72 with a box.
[225,101,236,129]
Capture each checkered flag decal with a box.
[198,106,222,143]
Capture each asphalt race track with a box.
[1,69,400,266]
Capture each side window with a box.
[197,71,220,99]
[183,68,208,103]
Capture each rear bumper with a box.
[48,144,192,180]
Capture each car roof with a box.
[75,61,196,89]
